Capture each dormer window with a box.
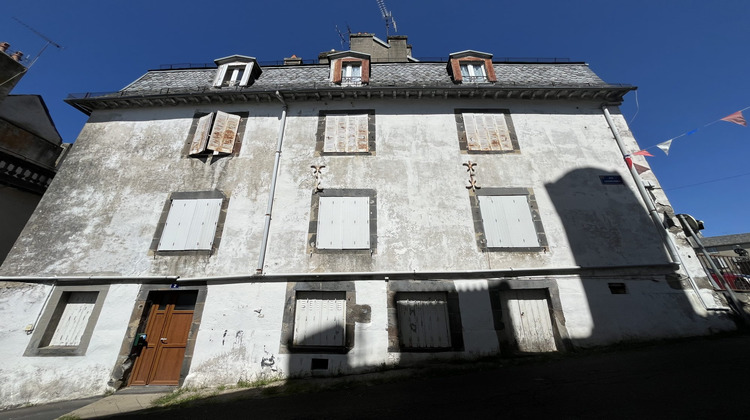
[212,55,262,88]
[448,50,497,84]
[459,62,487,83]
[328,51,370,86]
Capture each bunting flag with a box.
[625,157,633,169]
[633,150,654,157]
[634,163,651,175]
[657,139,673,155]
[720,110,747,126]
[686,129,698,136]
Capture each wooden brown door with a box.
[129,291,197,386]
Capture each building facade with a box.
[0,34,737,408]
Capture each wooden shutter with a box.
[207,111,240,154]
[450,59,463,83]
[213,66,228,87]
[189,113,215,155]
[360,59,370,83]
[48,292,98,347]
[501,289,557,352]
[293,291,346,347]
[239,62,253,86]
[332,60,343,83]
[484,58,497,82]
[317,196,369,249]
[158,198,222,251]
[323,114,368,153]
[397,293,451,348]
[479,195,539,248]
[463,112,512,151]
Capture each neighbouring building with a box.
[0,42,68,264]
[0,33,739,408]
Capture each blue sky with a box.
[4,1,749,237]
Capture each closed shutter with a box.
[397,293,451,348]
[207,111,240,154]
[479,195,539,248]
[501,289,557,352]
[189,113,215,155]
[323,114,368,153]
[48,292,98,347]
[317,196,369,249]
[293,291,346,347]
[158,198,223,251]
[463,112,512,151]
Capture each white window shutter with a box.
[239,62,253,86]
[293,291,346,347]
[323,114,368,153]
[317,196,369,249]
[210,111,241,154]
[479,195,539,247]
[189,113,215,156]
[397,293,451,348]
[48,292,98,347]
[213,65,228,87]
[158,198,222,251]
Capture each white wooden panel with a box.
[317,196,369,249]
[189,113,214,155]
[48,292,98,347]
[212,112,241,154]
[293,292,346,347]
[463,112,512,151]
[323,114,368,153]
[397,293,451,348]
[501,289,557,353]
[479,195,539,248]
[239,62,253,86]
[158,198,222,251]
[212,66,228,87]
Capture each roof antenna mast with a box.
[12,17,64,66]
[376,0,397,38]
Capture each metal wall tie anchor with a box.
[311,165,326,192]
[463,161,480,191]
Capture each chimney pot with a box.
[11,51,23,62]
[0,42,9,53]
[284,54,303,66]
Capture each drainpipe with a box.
[257,91,288,274]
[602,105,717,311]
[602,105,682,264]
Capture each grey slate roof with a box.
[122,62,609,94]
[701,233,750,248]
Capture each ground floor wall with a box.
[0,274,737,409]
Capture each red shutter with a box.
[484,58,497,82]
[450,59,463,83]
[332,60,343,83]
[361,59,370,83]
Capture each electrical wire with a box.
[664,171,750,191]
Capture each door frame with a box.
[109,283,207,389]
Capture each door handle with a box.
[160,337,168,343]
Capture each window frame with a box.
[447,51,497,84]
[455,108,520,154]
[329,52,370,85]
[24,285,109,357]
[459,61,487,83]
[212,56,260,88]
[150,190,229,256]
[470,187,548,252]
[184,111,248,157]
[315,110,376,156]
[308,189,377,254]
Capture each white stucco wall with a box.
[0,282,139,409]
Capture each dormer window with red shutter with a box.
[213,55,262,88]
[448,50,497,84]
[328,51,370,86]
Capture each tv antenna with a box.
[12,17,64,66]
[335,24,352,50]
[376,0,397,37]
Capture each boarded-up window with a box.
[293,291,346,347]
[462,112,514,152]
[396,292,451,349]
[478,195,539,248]
[323,114,369,153]
[47,292,98,347]
[189,111,241,156]
[158,198,223,251]
[316,196,370,249]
